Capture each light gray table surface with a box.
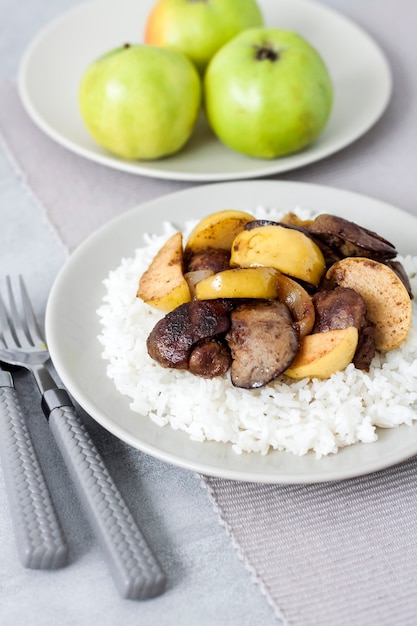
[0,0,416,625]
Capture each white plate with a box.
[45,181,417,484]
[18,0,392,182]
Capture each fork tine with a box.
[5,276,32,349]
[0,279,16,348]
[19,276,45,346]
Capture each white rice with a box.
[97,207,417,458]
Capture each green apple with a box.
[78,44,201,160]
[204,28,334,159]
[144,0,264,74]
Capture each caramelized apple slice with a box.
[195,267,281,300]
[285,327,359,380]
[185,209,254,254]
[326,257,412,351]
[230,224,326,286]
[137,231,191,312]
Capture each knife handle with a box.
[0,372,69,569]
[46,391,166,600]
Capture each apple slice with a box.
[185,209,254,254]
[137,231,191,311]
[326,257,412,351]
[230,224,326,286]
[285,327,359,379]
[195,267,281,300]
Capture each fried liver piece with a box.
[312,286,375,370]
[184,247,231,274]
[188,339,232,378]
[306,214,397,261]
[226,300,299,389]
[313,286,367,332]
[353,326,376,371]
[147,299,232,370]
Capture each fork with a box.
[0,362,69,569]
[0,276,166,600]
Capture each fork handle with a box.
[45,390,166,600]
[0,371,69,569]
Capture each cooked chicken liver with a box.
[226,300,299,389]
[188,340,232,378]
[307,214,397,261]
[313,287,367,333]
[312,286,375,370]
[185,247,231,274]
[147,299,232,369]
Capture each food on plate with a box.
[230,222,326,286]
[97,206,417,457]
[311,286,375,370]
[305,213,398,261]
[144,0,264,74]
[78,44,201,160]
[137,209,413,386]
[147,299,232,371]
[195,267,283,300]
[274,273,315,338]
[137,231,191,311]
[188,339,232,378]
[227,300,299,388]
[185,209,254,254]
[204,28,333,158]
[285,327,359,380]
[193,265,315,339]
[185,248,231,273]
[326,257,413,351]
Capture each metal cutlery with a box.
[0,276,166,600]
[0,363,69,569]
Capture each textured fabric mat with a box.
[1,11,417,616]
[202,460,417,625]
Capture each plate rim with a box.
[45,180,417,484]
[17,0,393,182]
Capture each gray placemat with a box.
[202,460,417,625]
[1,58,417,622]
